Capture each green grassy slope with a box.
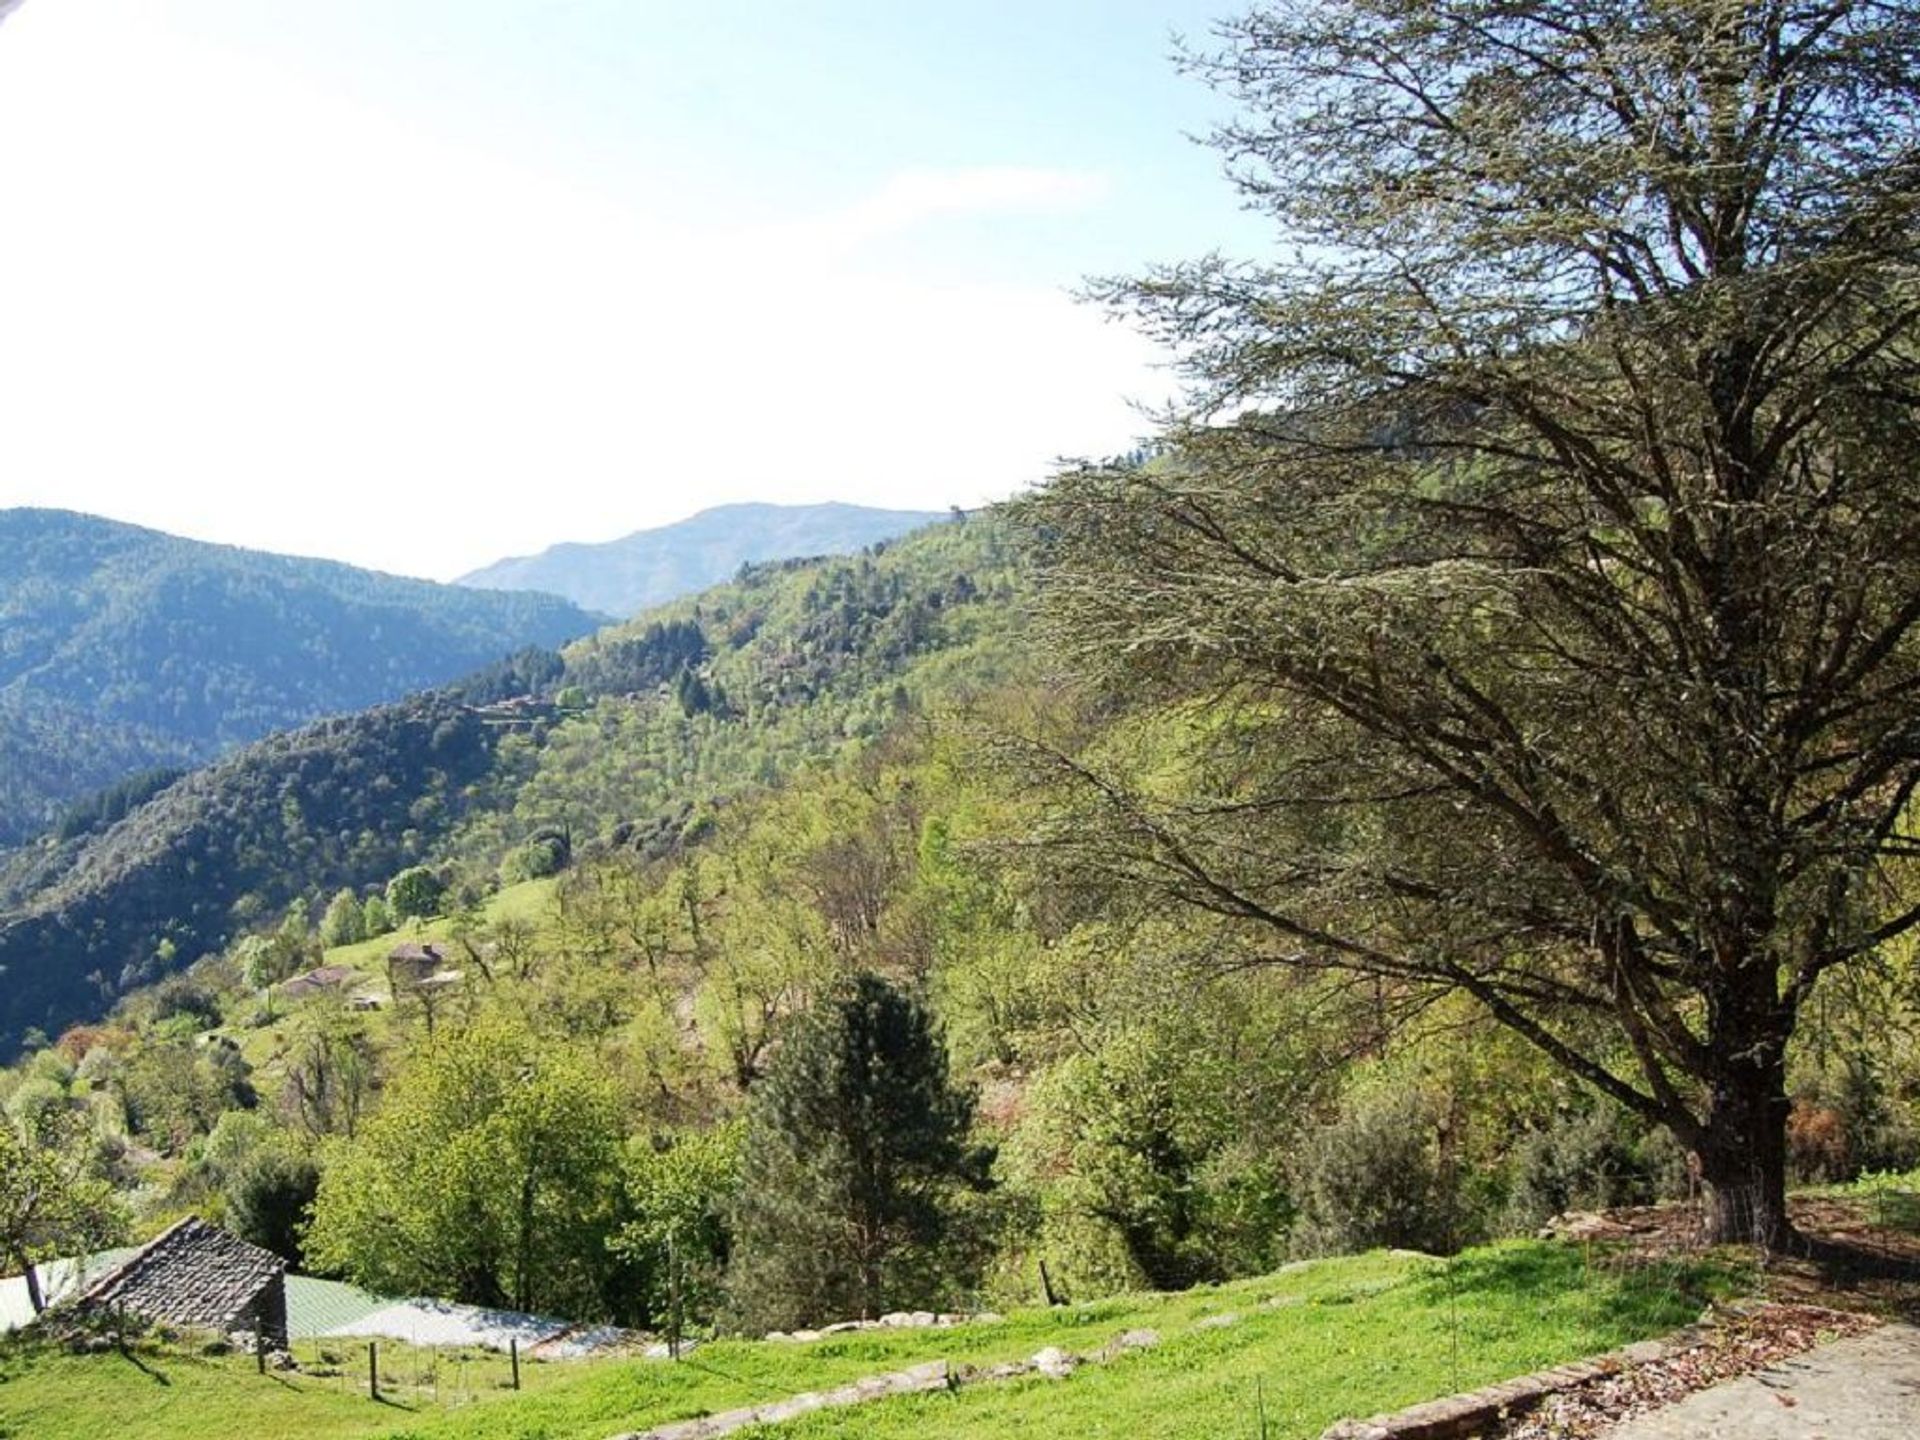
[0,1244,1740,1440]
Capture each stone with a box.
[1031,1346,1077,1379]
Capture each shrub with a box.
[1501,1105,1660,1232]
[1288,1086,1459,1257]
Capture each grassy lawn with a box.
[0,1242,1741,1440]
[749,1244,1744,1440]
[0,1337,405,1440]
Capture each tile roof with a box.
[78,1217,285,1333]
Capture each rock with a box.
[1539,1210,1633,1242]
[1113,1328,1161,1351]
[879,1312,913,1327]
[909,1311,937,1327]
[644,1339,702,1359]
[1031,1346,1078,1379]
[1197,1312,1241,1330]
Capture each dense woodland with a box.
[2,515,1915,1329]
[5,0,1920,1348]
[0,508,599,845]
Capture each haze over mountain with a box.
[0,508,600,847]
[457,501,949,618]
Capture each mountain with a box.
[456,501,950,617]
[0,509,601,846]
[0,516,1018,1055]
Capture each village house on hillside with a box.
[77,1217,288,1347]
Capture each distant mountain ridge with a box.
[0,508,600,845]
[457,501,949,617]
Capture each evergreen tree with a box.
[727,974,983,1330]
[1021,0,1920,1249]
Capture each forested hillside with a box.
[0,502,1912,1350]
[6,0,1920,1394]
[457,502,948,617]
[0,515,1007,1055]
[0,509,600,846]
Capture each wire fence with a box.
[287,1335,539,1409]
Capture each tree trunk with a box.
[22,1258,45,1315]
[1695,1055,1794,1250]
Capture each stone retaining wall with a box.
[1319,1327,1716,1440]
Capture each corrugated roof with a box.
[0,1248,137,1334]
[284,1274,389,1339]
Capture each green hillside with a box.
[0,1244,1736,1440]
[0,509,600,847]
[0,516,1013,1057]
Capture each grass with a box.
[0,1242,1744,1440]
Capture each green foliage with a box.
[1016,0,1920,1246]
[728,975,984,1330]
[500,830,570,885]
[0,695,500,1058]
[1501,1106,1665,1234]
[613,1121,743,1329]
[52,766,188,842]
[223,1145,321,1266]
[304,1017,623,1317]
[385,865,447,922]
[0,507,596,846]
[0,1110,125,1310]
[319,888,366,948]
[1287,1085,1459,1258]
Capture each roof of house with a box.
[78,1217,285,1330]
[280,964,356,1001]
[388,942,445,962]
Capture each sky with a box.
[0,1,1268,580]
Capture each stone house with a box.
[77,1216,288,1346]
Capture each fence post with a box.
[668,1231,683,1361]
[368,1340,378,1400]
[255,1310,266,1374]
[511,1337,521,1391]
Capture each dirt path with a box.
[1602,1324,1920,1439]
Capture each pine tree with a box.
[727,974,982,1330]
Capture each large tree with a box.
[304,1018,621,1315]
[727,974,983,1329]
[1019,0,1920,1247]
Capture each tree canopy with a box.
[728,974,983,1329]
[1019,0,1920,1247]
[303,1018,622,1316]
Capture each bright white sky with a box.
[0,1,1262,579]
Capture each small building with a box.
[77,1217,288,1347]
[386,941,449,987]
[279,964,356,1004]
